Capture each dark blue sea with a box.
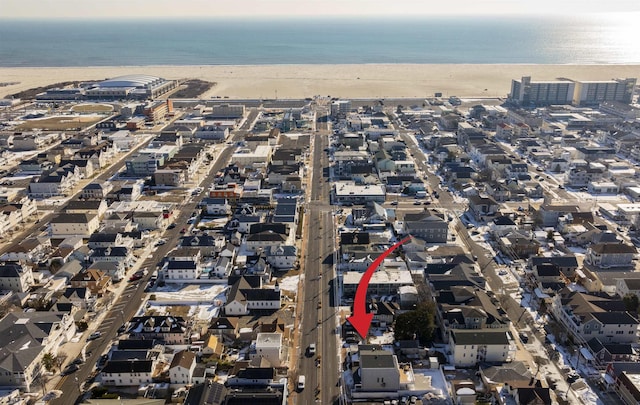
[0,14,639,67]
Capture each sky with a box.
[2,0,640,19]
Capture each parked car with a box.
[61,364,79,376]
[87,331,102,341]
[167,223,176,230]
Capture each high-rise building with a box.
[509,76,637,107]
[509,76,575,106]
[572,78,636,106]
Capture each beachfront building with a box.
[85,74,178,100]
[510,76,575,106]
[573,78,636,106]
[510,76,637,107]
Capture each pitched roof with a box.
[170,350,196,369]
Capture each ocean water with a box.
[0,14,639,67]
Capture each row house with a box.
[1,237,51,264]
[99,360,161,387]
[80,181,113,200]
[551,289,639,344]
[127,316,190,345]
[74,141,117,169]
[89,247,135,270]
[28,167,80,198]
[87,232,134,250]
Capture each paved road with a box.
[52,114,254,405]
[296,126,341,404]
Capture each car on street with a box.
[61,364,79,376]
[87,331,102,341]
[307,343,316,356]
[167,223,176,229]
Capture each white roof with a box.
[99,74,163,88]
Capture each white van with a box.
[297,375,306,390]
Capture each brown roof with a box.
[170,350,196,369]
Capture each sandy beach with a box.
[2,64,640,100]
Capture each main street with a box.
[52,110,258,405]
[296,114,341,404]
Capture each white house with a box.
[50,213,100,238]
[0,262,34,293]
[201,198,231,216]
[99,360,157,386]
[450,330,513,367]
[169,350,197,386]
[165,260,203,280]
[265,245,297,270]
[250,332,283,367]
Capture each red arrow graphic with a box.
[347,236,412,339]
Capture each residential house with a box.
[450,330,512,367]
[61,287,95,311]
[64,199,108,220]
[80,182,112,200]
[551,289,639,344]
[529,255,579,278]
[356,346,403,393]
[225,277,281,316]
[88,261,126,283]
[250,332,283,367]
[265,245,297,270]
[201,198,231,216]
[127,316,190,345]
[170,350,197,386]
[490,216,519,237]
[208,317,240,343]
[0,311,76,391]
[1,237,51,264]
[201,335,225,359]
[99,360,159,387]
[180,235,216,257]
[69,269,112,297]
[50,213,100,239]
[210,256,232,279]
[586,338,637,365]
[0,262,34,293]
[402,210,449,243]
[498,230,540,259]
[89,247,135,270]
[586,243,637,269]
[165,260,203,281]
[468,195,499,220]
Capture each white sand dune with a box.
[2,64,640,99]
